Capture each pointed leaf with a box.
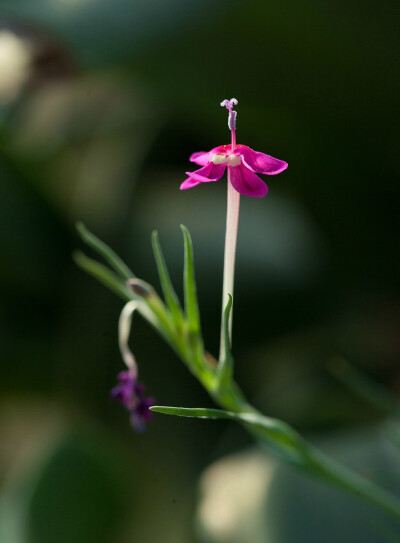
[217,294,234,387]
[151,231,184,329]
[74,251,133,301]
[150,406,303,464]
[150,406,236,419]
[74,253,181,355]
[76,222,134,280]
[180,225,201,334]
[151,405,294,435]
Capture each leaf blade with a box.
[150,406,236,420]
[151,231,184,329]
[150,405,304,464]
[76,222,134,280]
[180,225,201,334]
[217,294,234,387]
[73,251,133,301]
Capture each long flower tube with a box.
[220,99,241,358]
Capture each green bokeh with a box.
[0,0,399,541]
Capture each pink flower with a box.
[180,143,288,198]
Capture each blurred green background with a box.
[0,1,400,541]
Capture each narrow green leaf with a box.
[217,294,234,387]
[74,252,186,359]
[151,404,400,518]
[150,405,302,463]
[150,406,236,419]
[151,231,184,329]
[76,222,134,280]
[73,251,133,301]
[151,406,295,437]
[180,225,201,334]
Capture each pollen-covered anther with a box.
[227,154,241,167]
[211,154,241,167]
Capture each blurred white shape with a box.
[0,31,32,103]
[197,450,273,543]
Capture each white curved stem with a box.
[219,169,240,360]
[119,300,141,378]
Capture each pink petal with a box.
[180,162,226,190]
[239,145,288,175]
[180,177,203,190]
[189,151,211,166]
[189,145,228,166]
[228,164,268,198]
[188,162,226,182]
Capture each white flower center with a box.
[211,154,241,167]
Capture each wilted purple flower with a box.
[111,369,155,432]
[111,299,155,432]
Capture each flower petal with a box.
[190,162,227,181]
[180,177,203,190]
[189,151,211,166]
[229,164,268,198]
[239,145,288,175]
[189,144,229,165]
[180,162,226,190]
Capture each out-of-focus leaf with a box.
[0,426,126,543]
[28,434,123,543]
[76,222,134,280]
[73,250,133,301]
[198,429,400,543]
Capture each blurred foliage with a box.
[0,0,400,541]
[198,430,400,543]
[0,411,126,543]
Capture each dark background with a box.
[0,1,399,542]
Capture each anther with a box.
[221,97,238,131]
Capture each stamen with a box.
[228,110,237,132]
[220,97,238,134]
